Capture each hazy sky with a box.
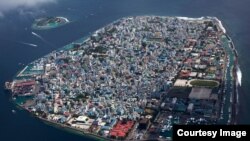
[0,0,57,18]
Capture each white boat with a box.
[12,110,16,114]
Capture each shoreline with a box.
[57,16,70,23]
[176,16,226,33]
[14,102,111,141]
[214,17,227,34]
[226,34,239,124]
[213,16,238,124]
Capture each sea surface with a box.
[1,0,250,140]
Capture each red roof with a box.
[15,81,35,87]
[179,70,191,78]
[109,121,134,137]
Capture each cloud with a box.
[0,0,56,17]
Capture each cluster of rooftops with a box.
[7,16,228,140]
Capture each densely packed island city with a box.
[5,16,238,140]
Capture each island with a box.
[5,16,240,141]
[32,16,69,30]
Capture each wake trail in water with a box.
[31,32,42,39]
[0,37,38,48]
[20,42,38,47]
[31,31,55,47]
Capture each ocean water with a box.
[1,0,250,140]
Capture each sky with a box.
[0,0,57,18]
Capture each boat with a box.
[4,82,12,90]
[12,110,16,114]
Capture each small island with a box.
[32,16,69,30]
[6,16,239,141]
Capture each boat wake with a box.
[0,37,38,48]
[31,31,54,47]
[20,42,38,47]
[32,31,44,40]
